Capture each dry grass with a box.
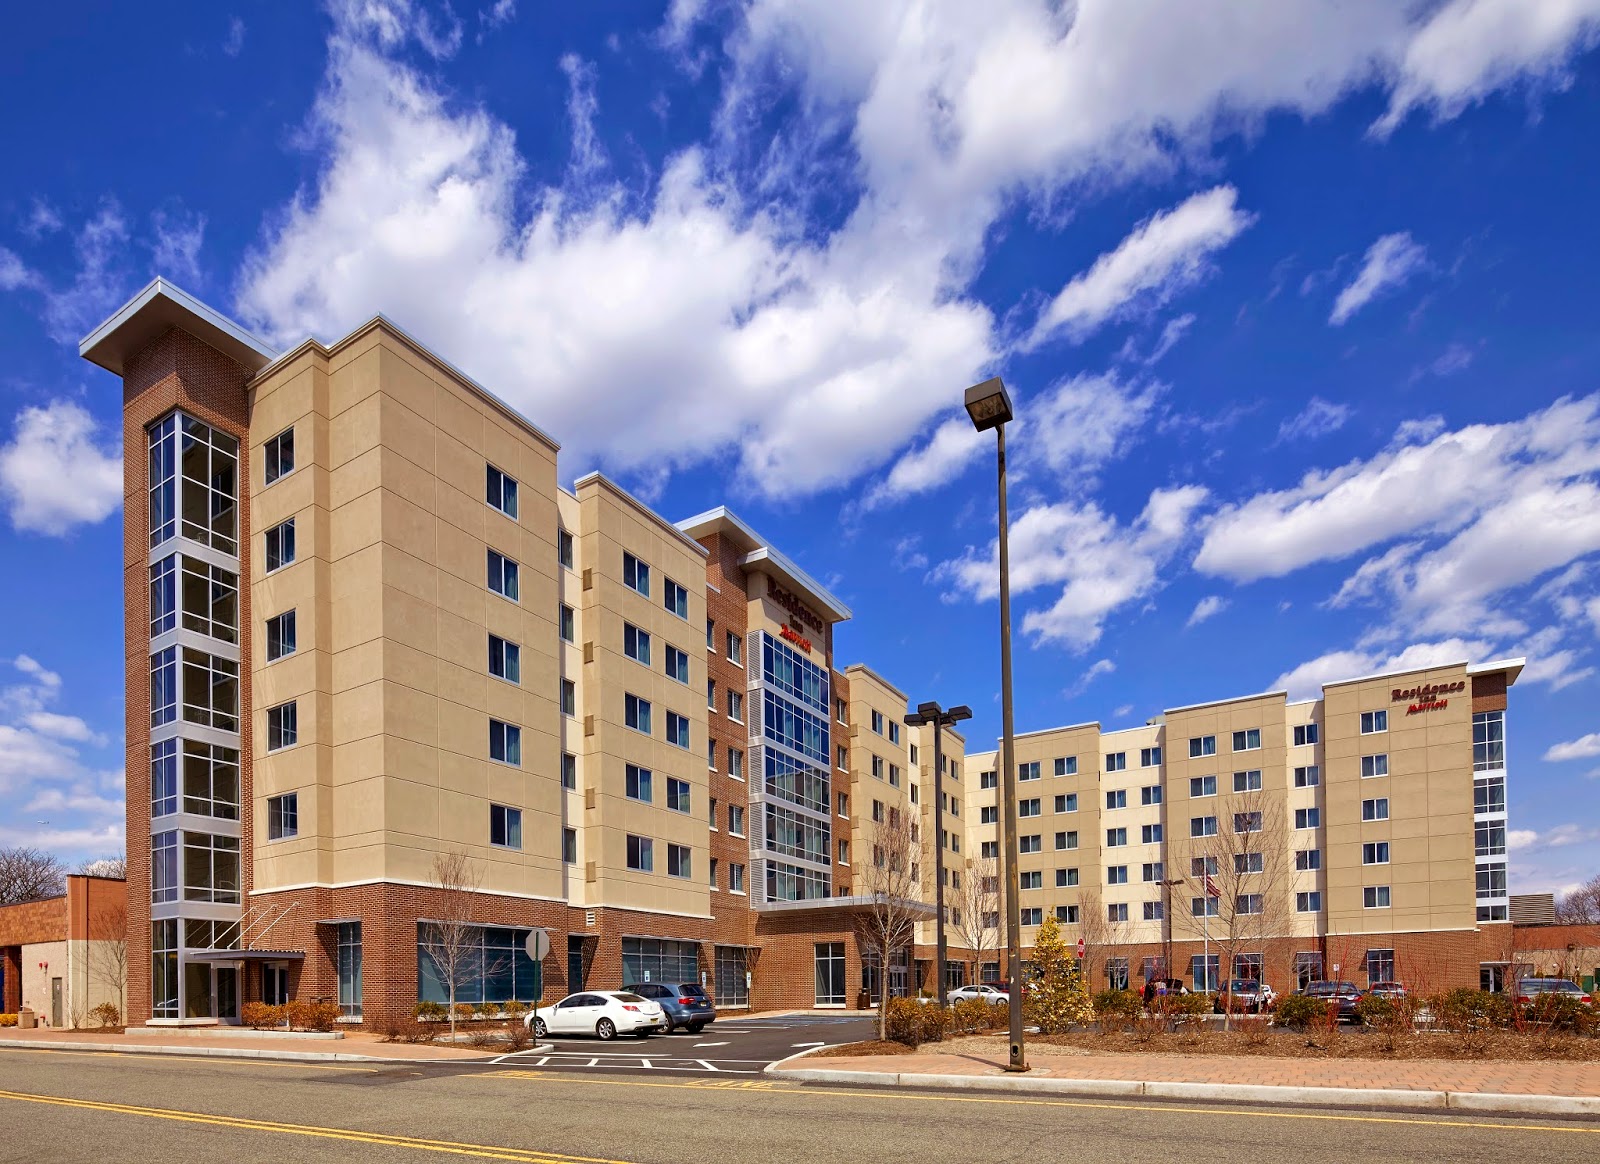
[1002,1028,1600,1061]
[810,1039,916,1057]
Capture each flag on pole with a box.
[1205,873,1220,898]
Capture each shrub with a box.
[452,1002,476,1023]
[241,1002,284,1030]
[1272,993,1326,1030]
[381,1018,436,1044]
[1523,993,1597,1035]
[951,997,1000,1033]
[0,1014,17,1028]
[413,1000,448,1021]
[1022,916,1095,1033]
[1161,991,1211,1024]
[1432,988,1514,1032]
[473,1002,500,1018]
[1353,994,1394,1026]
[1093,990,1142,1031]
[284,1000,313,1030]
[883,998,952,1047]
[304,1002,341,1032]
[89,1002,121,1029]
[503,1001,530,1019]
[468,1025,501,1048]
[504,1019,533,1052]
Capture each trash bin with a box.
[17,1008,35,1029]
[856,989,870,1011]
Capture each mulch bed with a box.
[810,1039,917,1057]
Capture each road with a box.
[0,1024,1596,1164]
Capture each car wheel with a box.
[596,1018,617,1040]
[533,1018,548,1038]
[660,1015,674,1034]
[687,1024,704,1035]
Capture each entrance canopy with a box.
[185,949,305,962]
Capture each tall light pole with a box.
[964,376,1026,1073]
[905,700,971,1008]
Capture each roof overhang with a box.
[677,507,852,623]
[1466,657,1526,686]
[80,278,278,376]
[184,948,305,962]
[758,895,936,917]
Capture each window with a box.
[1105,789,1126,810]
[667,843,692,879]
[265,611,297,662]
[1191,896,1219,917]
[728,749,744,780]
[1019,799,1041,817]
[625,693,652,734]
[1365,949,1396,986]
[1019,761,1041,781]
[1141,862,1164,882]
[1363,886,1392,909]
[264,427,295,485]
[835,696,847,722]
[1473,710,1505,771]
[623,552,650,597]
[1054,756,1077,776]
[623,623,652,665]
[151,832,179,904]
[1107,865,1128,885]
[486,464,518,518]
[1360,710,1388,734]
[1189,735,1216,758]
[1015,836,1040,856]
[1361,797,1389,821]
[150,557,177,636]
[486,549,518,600]
[838,745,849,770]
[563,828,577,864]
[489,719,522,765]
[1141,823,1163,844]
[1055,793,1077,813]
[150,739,180,818]
[1106,827,1127,847]
[1055,905,1079,924]
[667,777,691,813]
[982,841,999,859]
[1056,867,1079,887]
[727,690,744,722]
[559,605,574,643]
[1233,811,1263,834]
[870,710,885,734]
[873,800,886,823]
[667,711,690,748]
[180,648,239,730]
[1475,820,1506,856]
[1236,894,1264,915]
[1140,784,1162,805]
[625,764,653,803]
[267,701,298,751]
[267,793,298,841]
[1293,723,1319,746]
[1143,901,1164,922]
[1056,831,1078,850]
[1361,753,1389,778]
[183,832,241,903]
[1475,775,1506,814]
[706,618,715,649]
[729,863,746,893]
[725,631,743,664]
[1295,849,1320,870]
[336,921,362,1019]
[1232,769,1262,792]
[556,528,573,569]
[490,804,522,849]
[1189,775,1216,797]
[1191,856,1218,876]
[1294,765,1319,787]
[1363,841,1391,864]
[889,763,901,788]
[1477,863,1508,898]
[561,679,575,716]
[265,519,296,573]
[837,840,849,865]
[663,577,689,619]
[1234,852,1263,874]
[1190,815,1218,838]
[561,752,576,789]
[488,634,521,683]
[728,805,746,836]
[1295,806,1320,829]
[1296,891,1322,913]
[1105,752,1126,772]
[1140,747,1162,767]
[1107,903,1129,923]
[1020,871,1042,890]
[1020,908,1044,926]
[626,835,654,872]
[1232,728,1261,751]
[889,722,901,745]
[708,739,717,769]
[981,770,998,789]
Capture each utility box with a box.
[17,1008,35,1029]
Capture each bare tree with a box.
[79,853,127,880]
[853,808,925,1038]
[950,854,1000,985]
[90,899,129,1023]
[0,846,66,905]
[423,851,484,1042]
[1556,874,1600,925]
[1175,788,1292,1028]
[1076,889,1134,990]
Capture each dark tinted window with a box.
[613,993,647,1003]
[676,984,709,998]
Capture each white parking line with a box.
[697,1060,720,1071]
[693,1042,729,1048]
[791,1041,824,1048]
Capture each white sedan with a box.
[949,984,1009,1004]
[526,991,665,1040]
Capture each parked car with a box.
[1366,981,1408,999]
[622,981,717,1033]
[1298,980,1364,1022]
[1141,978,1191,1006]
[1514,978,1594,1006]
[949,984,1010,1005]
[526,991,664,1040]
[1214,979,1271,1014]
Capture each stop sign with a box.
[1076,937,1086,958]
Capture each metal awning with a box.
[185,949,305,962]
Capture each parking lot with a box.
[483,1013,876,1076]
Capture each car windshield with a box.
[612,993,648,1003]
[676,984,709,997]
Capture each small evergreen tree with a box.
[1023,915,1094,1033]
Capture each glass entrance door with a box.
[216,966,239,1022]
[262,963,289,1005]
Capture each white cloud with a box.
[41,202,130,344]
[24,712,106,745]
[938,485,1208,650]
[1186,595,1228,628]
[1329,231,1428,324]
[1545,732,1600,762]
[151,208,206,284]
[862,417,986,510]
[1029,186,1254,347]
[1373,0,1600,136]
[1277,396,1350,443]
[1272,637,1494,701]
[22,200,62,239]
[1507,828,1540,850]
[559,54,604,176]
[223,16,246,57]
[1065,658,1116,699]
[480,0,515,28]
[0,246,35,291]
[1426,342,1476,378]
[0,400,124,536]
[891,535,929,572]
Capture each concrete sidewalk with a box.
[767,1039,1600,1117]
[0,1025,519,1062]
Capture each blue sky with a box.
[3,1,1600,894]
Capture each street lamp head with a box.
[964,377,1013,432]
[917,701,942,719]
[946,705,973,724]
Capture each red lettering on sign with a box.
[779,623,814,653]
[1405,698,1448,716]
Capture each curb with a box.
[0,1037,504,1065]
[764,1064,1600,1117]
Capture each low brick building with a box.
[0,876,128,1025]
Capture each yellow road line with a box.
[0,1046,374,1073]
[469,1068,1600,1136]
[0,1089,631,1163]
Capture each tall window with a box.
[183,741,240,819]
[151,414,238,554]
[667,777,691,813]
[268,793,298,840]
[1360,710,1388,734]
[559,605,574,643]
[487,549,519,600]
[561,679,575,716]
[489,719,522,765]
[337,922,363,1018]
[665,644,689,683]
[180,557,239,642]
[150,557,177,635]
[623,623,652,665]
[623,552,650,597]
[266,519,296,573]
[626,834,654,872]
[815,942,847,1006]
[151,648,177,727]
[489,634,521,682]
[663,578,689,619]
[667,843,692,879]
[667,711,690,748]
[267,701,298,751]
[183,832,241,903]
[151,739,179,817]
[557,529,574,568]
[265,611,297,661]
[180,648,239,730]
[152,831,178,903]
[1473,710,1505,770]
[625,693,652,733]
[1365,949,1395,986]
[149,416,178,547]
[726,632,742,664]
[486,464,518,518]
[264,427,294,485]
[152,919,179,1018]
[561,752,576,789]
[626,764,653,803]
[490,804,522,849]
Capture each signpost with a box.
[525,928,550,1033]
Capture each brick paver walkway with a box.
[806,1047,1600,1097]
[0,1026,499,1060]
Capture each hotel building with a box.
[82,280,964,1027]
[963,660,1523,994]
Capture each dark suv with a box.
[1299,980,1363,1022]
[622,982,717,1033]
